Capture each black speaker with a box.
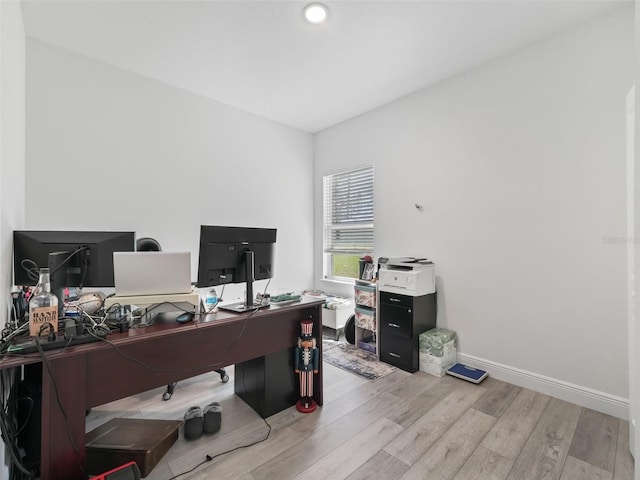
[135,237,161,252]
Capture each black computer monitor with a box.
[196,225,276,312]
[13,230,136,288]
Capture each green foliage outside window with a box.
[332,254,360,279]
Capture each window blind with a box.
[323,166,374,254]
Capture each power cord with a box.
[103,302,263,377]
[34,337,87,478]
[0,368,38,479]
[167,414,272,480]
[167,302,273,480]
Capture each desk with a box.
[0,298,324,480]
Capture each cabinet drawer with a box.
[380,291,412,308]
[380,335,415,372]
[355,306,376,331]
[379,304,412,338]
[354,284,376,308]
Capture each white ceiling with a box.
[21,0,628,133]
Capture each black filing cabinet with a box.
[379,291,436,372]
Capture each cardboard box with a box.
[419,328,457,377]
[86,418,182,477]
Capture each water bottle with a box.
[203,288,219,313]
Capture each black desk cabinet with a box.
[379,291,436,372]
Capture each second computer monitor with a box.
[196,225,276,288]
[13,230,136,287]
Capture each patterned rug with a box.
[322,341,396,381]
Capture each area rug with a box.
[322,341,396,381]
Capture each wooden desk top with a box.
[0,297,324,369]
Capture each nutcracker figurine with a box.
[294,319,319,413]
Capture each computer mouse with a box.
[176,312,195,323]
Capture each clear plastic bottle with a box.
[28,268,58,337]
[203,288,219,313]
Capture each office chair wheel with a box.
[163,382,177,401]
[216,369,229,383]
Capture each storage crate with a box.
[354,283,376,308]
[354,306,376,331]
[358,335,377,354]
[419,328,457,377]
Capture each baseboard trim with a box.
[457,353,629,420]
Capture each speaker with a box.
[135,237,162,252]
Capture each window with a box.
[323,166,374,281]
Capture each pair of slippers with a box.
[184,402,222,440]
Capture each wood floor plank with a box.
[300,417,404,480]
[399,408,496,480]
[179,426,304,480]
[250,392,398,480]
[289,369,408,436]
[383,381,486,466]
[613,420,634,480]
[568,408,619,473]
[323,362,369,401]
[345,450,411,480]
[163,403,272,477]
[384,374,461,428]
[388,370,439,400]
[505,397,582,480]
[87,349,634,480]
[481,388,550,459]
[453,445,514,480]
[472,378,522,418]
[560,456,613,480]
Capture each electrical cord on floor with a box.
[168,335,273,479]
[167,412,272,480]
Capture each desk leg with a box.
[40,355,88,480]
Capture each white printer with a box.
[378,257,435,296]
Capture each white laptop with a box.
[113,252,192,297]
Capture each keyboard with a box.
[6,331,108,354]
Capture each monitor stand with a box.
[218,250,270,313]
[218,301,269,313]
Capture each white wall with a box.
[630,0,640,460]
[1,1,26,319]
[25,39,315,300]
[0,2,25,478]
[315,6,634,415]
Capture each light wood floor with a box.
[86,344,634,480]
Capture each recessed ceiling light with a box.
[303,3,328,24]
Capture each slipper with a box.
[183,406,203,440]
[203,401,222,434]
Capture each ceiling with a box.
[21,0,627,133]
